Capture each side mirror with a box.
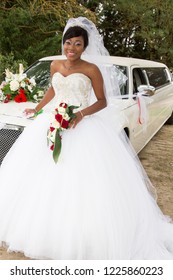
[137,85,155,96]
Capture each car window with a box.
[133,68,148,93]
[25,61,51,89]
[114,65,127,95]
[143,67,170,89]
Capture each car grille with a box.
[0,126,23,165]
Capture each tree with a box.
[0,0,95,66]
[85,0,173,67]
[1,0,173,74]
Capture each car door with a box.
[143,67,173,135]
[128,67,153,152]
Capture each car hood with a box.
[0,101,36,128]
[0,98,132,129]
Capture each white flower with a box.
[0,90,5,101]
[33,94,38,100]
[30,77,36,86]
[51,120,61,129]
[63,113,70,121]
[58,107,66,114]
[18,73,26,82]
[5,68,13,79]
[38,90,44,97]
[28,85,32,92]
[0,81,6,89]
[47,129,56,142]
[20,81,26,88]
[19,63,24,74]
[10,80,19,91]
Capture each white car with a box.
[0,55,173,164]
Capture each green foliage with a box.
[0,0,95,79]
[0,4,63,64]
[97,0,173,67]
[0,52,27,82]
[1,0,173,79]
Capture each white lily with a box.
[19,63,24,74]
[5,68,13,79]
[28,85,33,92]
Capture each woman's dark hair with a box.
[63,26,88,49]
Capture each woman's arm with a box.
[83,64,107,114]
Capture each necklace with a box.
[64,60,81,71]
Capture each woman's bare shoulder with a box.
[50,60,65,75]
[51,60,65,68]
[83,60,102,79]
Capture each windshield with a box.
[25,60,127,95]
[25,61,51,89]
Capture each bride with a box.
[0,17,173,260]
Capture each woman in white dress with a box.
[0,17,173,260]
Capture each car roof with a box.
[39,55,167,68]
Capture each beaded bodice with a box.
[51,72,92,110]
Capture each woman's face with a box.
[63,36,85,60]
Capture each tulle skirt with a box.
[0,112,173,259]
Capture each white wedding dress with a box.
[0,72,173,260]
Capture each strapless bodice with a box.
[51,72,92,110]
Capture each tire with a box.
[166,112,173,124]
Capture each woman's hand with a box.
[69,111,83,128]
[23,108,36,116]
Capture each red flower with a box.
[61,119,69,129]
[55,114,68,128]
[4,94,11,103]
[50,144,54,151]
[18,88,25,95]
[50,126,55,132]
[59,102,68,108]
[14,93,27,103]
[55,113,62,123]
[4,98,9,103]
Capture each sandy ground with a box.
[0,124,173,260]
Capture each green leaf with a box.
[53,129,62,163]
[69,105,80,111]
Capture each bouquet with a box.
[47,102,79,163]
[0,64,44,103]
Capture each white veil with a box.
[62,17,127,101]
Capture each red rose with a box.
[50,126,55,132]
[19,88,25,95]
[61,119,69,129]
[4,94,11,103]
[55,113,62,123]
[59,102,68,108]
[4,98,9,103]
[50,144,54,151]
[14,93,27,103]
